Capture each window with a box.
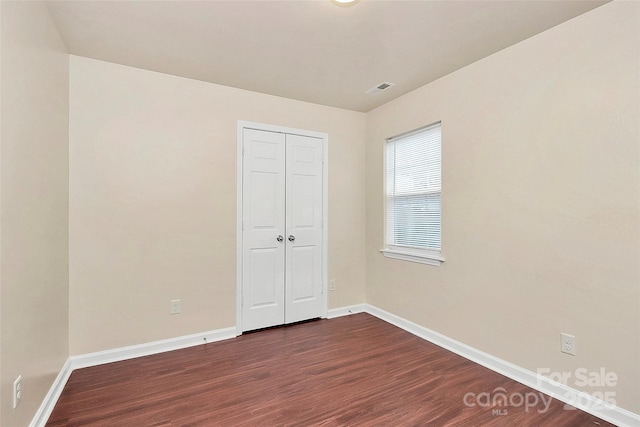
[382,122,444,266]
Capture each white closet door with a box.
[285,134,323,323]
[241,129,286,332]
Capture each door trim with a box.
[235,120,328,335]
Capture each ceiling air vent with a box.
[365,81,395,95]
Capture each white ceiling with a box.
[46,0,608,112]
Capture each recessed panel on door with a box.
[249,248,279,307]
[292,174,315,228]
[291,245,316,302]
[251,172,278,228]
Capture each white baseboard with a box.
[327,304,366,319]
[29,359,73,427]
[31,326,236,427]
[31,308,639,427]
[69,327,236,370]
[364,304,640,427]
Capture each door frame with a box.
[235,120,328,335]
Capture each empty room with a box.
[1,0,638,426]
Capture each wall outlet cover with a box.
[560,333,576,356]
[13,375,22,408]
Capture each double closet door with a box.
[241,128,324,332]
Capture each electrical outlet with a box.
[13,375,22,408]
[170,299,181,315]
[329,279,336,291]
[561,333,576,356]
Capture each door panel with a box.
[249,248,279,306]
[291,245,317,302]
[285,134,323,323]
[251,172,278,227]
[292,174,316,227]
[242,129,285,331]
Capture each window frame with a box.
[381,122,444,266]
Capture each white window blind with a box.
[385,122,441,259]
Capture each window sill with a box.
[380,248,444,266]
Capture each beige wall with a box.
[365,1,639,414]
[0,2,69,426]
[69,56,366,355]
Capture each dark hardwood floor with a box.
[47,314,614,426]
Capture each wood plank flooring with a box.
[47,314,614,426]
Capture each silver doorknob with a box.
[288,235,295,242]
[276,235,284,242]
